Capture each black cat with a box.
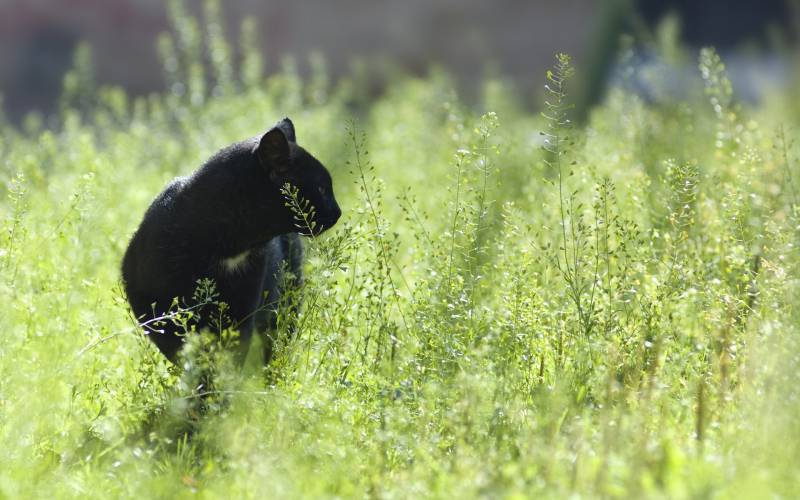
[121,118,341,363]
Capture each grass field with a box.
[2,8,800,499]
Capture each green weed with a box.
[1,5,799,498]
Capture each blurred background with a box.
[0,0,798,123]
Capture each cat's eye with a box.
[318,186,326,195]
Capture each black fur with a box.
[121,118,341,363]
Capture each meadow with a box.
[2,6,800,498]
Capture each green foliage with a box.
[60,42,96,118]
[1,8,800,498]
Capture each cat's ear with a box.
[255,126,290,176]
[277,117,296,142]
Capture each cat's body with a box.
[122,118,340,363]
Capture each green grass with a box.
[2,7,800,498]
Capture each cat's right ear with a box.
[255,127,290,178]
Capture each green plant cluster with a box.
[1,3,800,498]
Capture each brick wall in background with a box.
[0,0,595,121]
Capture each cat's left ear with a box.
[277,117,296,142]
[256,126,290,177]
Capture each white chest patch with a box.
[221,250,251,274]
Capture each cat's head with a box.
[254,118,341,236]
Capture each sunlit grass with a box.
[1,3,800,498]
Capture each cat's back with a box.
[121,176,188,284]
